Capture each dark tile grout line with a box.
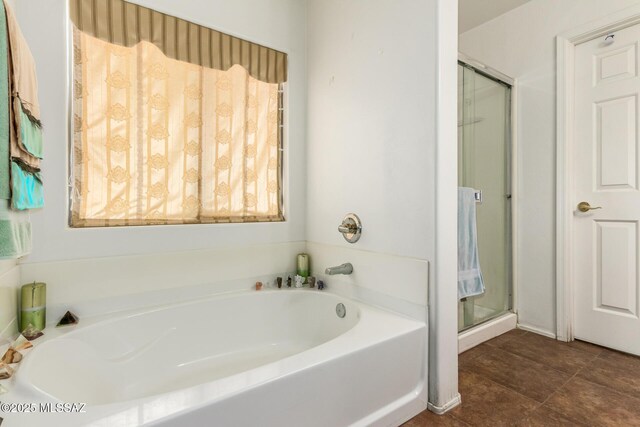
[457,330,528,367]
[530,346,640,426]
[451,366,540,425]
[408,408,473,427]
[486,347,572,390]
[560,347,640,406]
[488,333,601,375]
[452,378,537,426]
[450,332,640,426]
[488,337,590,384]
[534,357,588,419]
[452,334,605,426]
[449,336,529,425]
[593,345,640,362]
[429,410,471,427]
[485,330,529,348]
[490,335,603,416]
[537,343,605,404]
[531,343,640,409]
[531,362,609,427]
[411,336,640,426]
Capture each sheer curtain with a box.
[70,1,285,227]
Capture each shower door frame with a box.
[458,54,519,333]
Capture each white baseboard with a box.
[427,393,461,414]
[458,312,517,353]
[517,322,556,339]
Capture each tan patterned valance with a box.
[69,0,288,84]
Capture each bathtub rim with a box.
[3,288,427,426]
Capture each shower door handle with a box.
[577,201,602,212]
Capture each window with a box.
[69,0,286,227]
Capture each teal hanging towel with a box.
[0,0,9,200]
[5,0,44,210]
[10,161,43,210]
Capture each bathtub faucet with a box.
[325,263,353,275]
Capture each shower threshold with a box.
[458,311,517,353]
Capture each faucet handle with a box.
[338,214,362,243]
[338,224,356,234]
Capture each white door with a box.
[573,25,640,355]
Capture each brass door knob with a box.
[577,201,602,212]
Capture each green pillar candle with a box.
[297,253,309,279]
[20,282,46,333]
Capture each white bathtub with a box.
[4,289,427,426]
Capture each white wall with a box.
[433,0,460,412]
[5,0,307,340]
[0,259,19,342]
[459,0,640,335]
[306,0,436,271]
[10,0,462,415]
[306,0,436,261]
[306,0,459,412]
[14,0,307,263]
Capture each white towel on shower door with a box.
[458,187,485,300]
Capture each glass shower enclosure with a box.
[458,60,513,332]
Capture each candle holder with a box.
[20,282,46,333]
[297,254,309,282]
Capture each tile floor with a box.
[403,329,640,426]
